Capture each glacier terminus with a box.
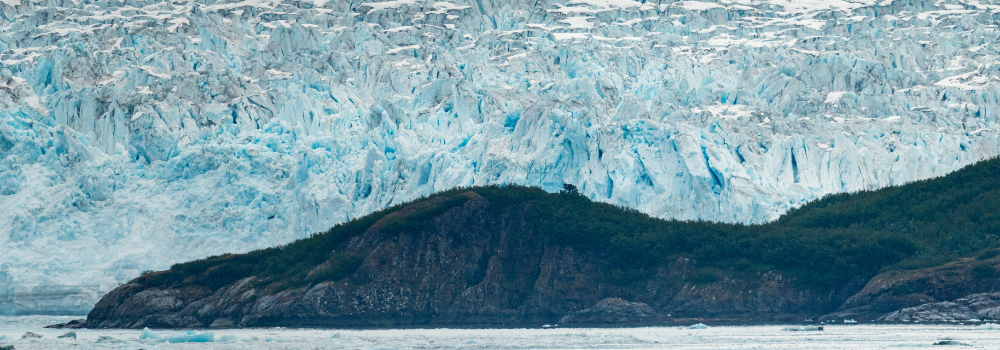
[2,0,1000,314]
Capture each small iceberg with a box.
[140,327,160,340]
[782,326,824,331]
[96,336,122,343]
[687,323,709,329]
[844,319,858,324]
[0,335,8,340]
[166,330,214,343]
[975,323,1000,330]
[139,328,215,343]
[58,331,76,339]
[21,332,41,339]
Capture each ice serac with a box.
[0,0,999,314]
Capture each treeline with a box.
[142,158,1000,292]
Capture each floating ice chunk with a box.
[0,335,8,340]
[331,333,341,338]
[22,332,42,339]
[844,319,858,324]
[976,323,1000,330]
[687,323,709,329]
[782,326,823,331]
[140,327,160,340]
[96,335,122,343]
[167,330,214,343]
[58,331,77,339]
[220,335,238,341]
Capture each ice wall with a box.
[1,0,999,314]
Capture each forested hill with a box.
[87,158,1000,328]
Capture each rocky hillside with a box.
[87,158,1000,328]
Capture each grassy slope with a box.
[137,158,1000,293]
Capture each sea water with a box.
[2,316,1000,349]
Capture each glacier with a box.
[2,0,1000,314]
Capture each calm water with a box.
[2,316,1000,349]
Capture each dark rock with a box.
[880,293,1000,322]
[209,318,235,328]
[933,340,970,346]
[825,257,1000,322]
[85,192,866,328]
[560,298,655,324]
[45,319,87,329]
[0,345,13,350]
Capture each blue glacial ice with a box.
[2,0,1000,314]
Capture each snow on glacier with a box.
[2,0,1000,314]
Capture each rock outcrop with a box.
[880,293,1000,322]
[559,298,656,325]
[86,191,853,328]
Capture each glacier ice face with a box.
[2,0,1000,314]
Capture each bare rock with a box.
[880,293,1000,322]
[45,319,86,329]
[560,298,655,324]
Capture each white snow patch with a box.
[692,104,754,121]
[566,0,641,8]
[935,72,992,90]
[825,91,848,104]
[386,44,420,54]
[677,1,724,11]
[166,18,189,33]
[558,16,596,29]
[360,0,421,13]
[551,33,590,40]
[384,26,414,33]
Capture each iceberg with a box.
[166,331,215,343]
[139,327,160,340]
[2,0,1000,314]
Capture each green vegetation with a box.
[141,158,1000,294]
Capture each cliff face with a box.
[86,191,859,328]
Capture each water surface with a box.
[2,316,998,349]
